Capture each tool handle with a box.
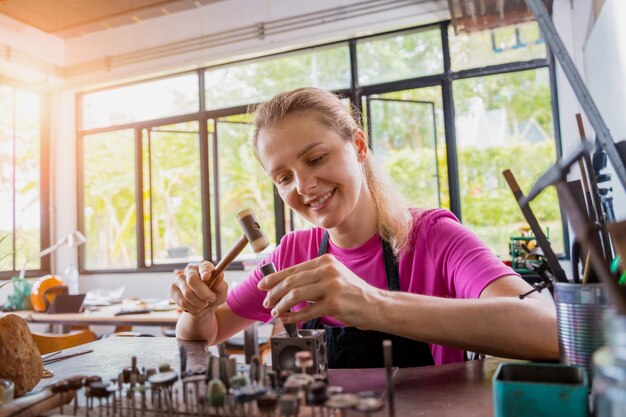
[260,262,300,338]
[205,235,248,289]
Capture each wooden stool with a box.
[31,329,97,355]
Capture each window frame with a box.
[76,20,568,274]
[0,80,51,280]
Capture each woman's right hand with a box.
[170,261,228,315]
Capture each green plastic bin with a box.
[493,362,589,417]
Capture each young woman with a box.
[170,87,558,368]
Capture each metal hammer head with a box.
[237,209,269,253]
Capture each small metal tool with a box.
[260,262,300,338]
[43,349,94,365]
[383,339,395,417]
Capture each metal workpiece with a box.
[271,328,328,376]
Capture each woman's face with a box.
[256,112,370,233]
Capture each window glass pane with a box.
[366,86,448,210]
[0,86,13,271]
[207,120,217,262]
[357,27,442,86]
[142,130,152,266]
[215,116,275,261]
[83,130,137,269]
[82,74,199,130]
[0,232,11,272]
[146,122,203,265]
[205,45,350,111]
[449,22,546,71]
[453,68,562,258]
[15,91,41,271]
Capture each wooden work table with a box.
[4,306,180,327]
[35,337,501,416]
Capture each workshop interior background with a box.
[0,0,624,323]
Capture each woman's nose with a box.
[295,172,317,195]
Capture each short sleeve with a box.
[226,254,277,323]
[424,216,518,299]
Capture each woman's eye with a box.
[278,175,291,185]
[310,155,325,165]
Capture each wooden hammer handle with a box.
[205,235,248,289]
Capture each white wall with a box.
[552,0,625,222]
[552,0,594,160]
[583,0,626,221]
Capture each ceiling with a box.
[0,0,225,38]
[448,0,553,33]
[0,0,553,40]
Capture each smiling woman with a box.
[170,87,559,369]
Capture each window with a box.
[143,122,203,266]
[364,86,447,210]
[82,74,199,130]
[82,130,137,270]
[449,21,546,71]
[357,27,443,86]
[453,69,562,258]
[205,45,350,111]
[78,21,564,271]
[211,115,275,260]
[0,84,48,278]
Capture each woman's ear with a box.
[354,130,368,163]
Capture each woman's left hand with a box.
[257,253,382,329]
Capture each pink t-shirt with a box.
[227,209,518,365]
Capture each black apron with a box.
[302,231,434,368]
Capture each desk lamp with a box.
[17,231,86,280]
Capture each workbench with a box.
[34,337,501,416]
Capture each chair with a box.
[31,329,98,355]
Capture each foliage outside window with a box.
[0,85,44,276]
[205,45,351,111]
[366,86,448,211]
[143,122,204,265]
[453,68,562,257]
[213,115,275,261]
[82,130,137,270]
[357,27,443,86]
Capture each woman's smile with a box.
[304,188,336,210]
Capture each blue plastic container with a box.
[493,362,589,417]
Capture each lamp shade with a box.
[67,231,86,248]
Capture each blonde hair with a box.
[250,87,413,255]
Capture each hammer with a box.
[204,208,269,289]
